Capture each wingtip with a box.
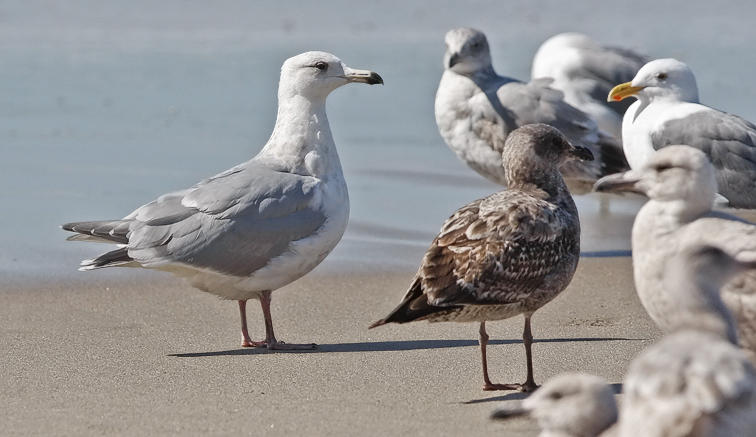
[368,319,387,330]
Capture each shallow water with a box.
[2,1,756,280]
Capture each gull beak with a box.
[447,53,461,69]
[345,68,384,85]
[569,145,595,162]
[490,405,528,421]
[607,82,645,102]
[593,170,644,194]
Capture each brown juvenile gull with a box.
[370,123,593,392]
[435,27,626,194]
[531,32,647,139]
[491,373,619,437]
[618,245,756,437]
[61,51,383,350]
[607,58,756,208]
[594,145,756,363]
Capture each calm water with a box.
[2,1,756,281]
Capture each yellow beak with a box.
[607,82,645,102]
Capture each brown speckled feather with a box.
[372,123,585,327]
[426,188,579,307]
[396,186,579,324]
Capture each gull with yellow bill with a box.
[608,58,756,208]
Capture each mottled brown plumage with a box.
[370,123,591,392]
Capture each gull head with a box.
[503,124,594,187]
[279,51,383,100]
[608,58,698,103]
[594,145,717,210]
[443,28,493,75]
[491,373,618,437]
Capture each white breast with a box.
[623,100,709,170]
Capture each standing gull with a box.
[491,373,618,437]
[62,51,383,350]
[608,58,756,208]
[595,146,756,363]
[619,245,756,437]
[370,124,593,392]
[531,32,647,139]
[435,28,626,193]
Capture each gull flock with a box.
[61,27,756,435]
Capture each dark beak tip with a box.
[369,72,384,86]
[448,53,460,69]
[573,146,595,162]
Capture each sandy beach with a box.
[1,257,659,436]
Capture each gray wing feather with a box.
[61,220,130,244]
[574,46,646,114]
[497,79,595,144]
[67,160,327,277]
[652,111,756,208]
[129,161,326,276]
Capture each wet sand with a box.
[1,256,658,436]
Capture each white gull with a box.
[62,51,383,350]
[492,245,756,436]
[594,145,756,363]
[531,32,647,139]
[608,58,756,208]
[619,245,756,437]
[491,372,618,437]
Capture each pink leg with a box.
[480,321,521,391]
[258,290,317,350]
[239,300,265,348]
[479,317,538,392]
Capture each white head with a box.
[443,28,493,76]
[492,373,618,437]
[278,51,382,101]
[608,58,698,103]
[594,145,717,215]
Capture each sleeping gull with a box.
[531,32,647,139]
[594,146,756,363]
[62,51,383,350]
[491,373,618,437]
[435,28,626,193]
[607,58,756,208]
[370,124,593,392]
[618,245,756,437]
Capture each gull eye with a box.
[315,62,328,71]
[550,391,563,400]
[656,73,668,80]
[655,164,672,172]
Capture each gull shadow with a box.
[168,337,640,358]
[463,382,624,405]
